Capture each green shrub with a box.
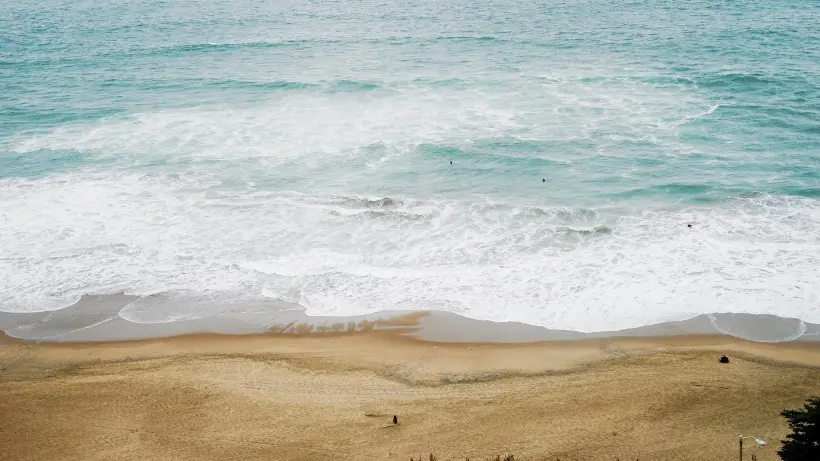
[779,396,820,461]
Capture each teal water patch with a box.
[137,40,311,57]
[782,187,820,198]
[326,80,380,92]
[0,149,97,179]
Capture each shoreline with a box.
[1,294,819,344]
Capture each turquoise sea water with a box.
[1,0,818,331]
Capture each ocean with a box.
[1,0,818,333]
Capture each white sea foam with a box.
[1,81,816,331]
[9,91,519,167]
[8,70,710,168]
[1,166,818,331]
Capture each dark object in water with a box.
[392,415,398,424]
[542,178,546,183]
[449,160,453,165]
[687,223,693,228]
[719,355,729,363]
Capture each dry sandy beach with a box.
[2,311,820,461]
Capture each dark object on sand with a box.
[392,415,398,424]
[719,355,729,363]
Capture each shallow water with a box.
[1,0,818,331]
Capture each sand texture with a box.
[2,328,819,461]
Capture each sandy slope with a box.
[1,329,819,461]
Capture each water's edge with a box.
[1,294,817,344]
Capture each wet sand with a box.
[2,294,819,343]
[2,315,820,461]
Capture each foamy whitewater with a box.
[1,0,818,332]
